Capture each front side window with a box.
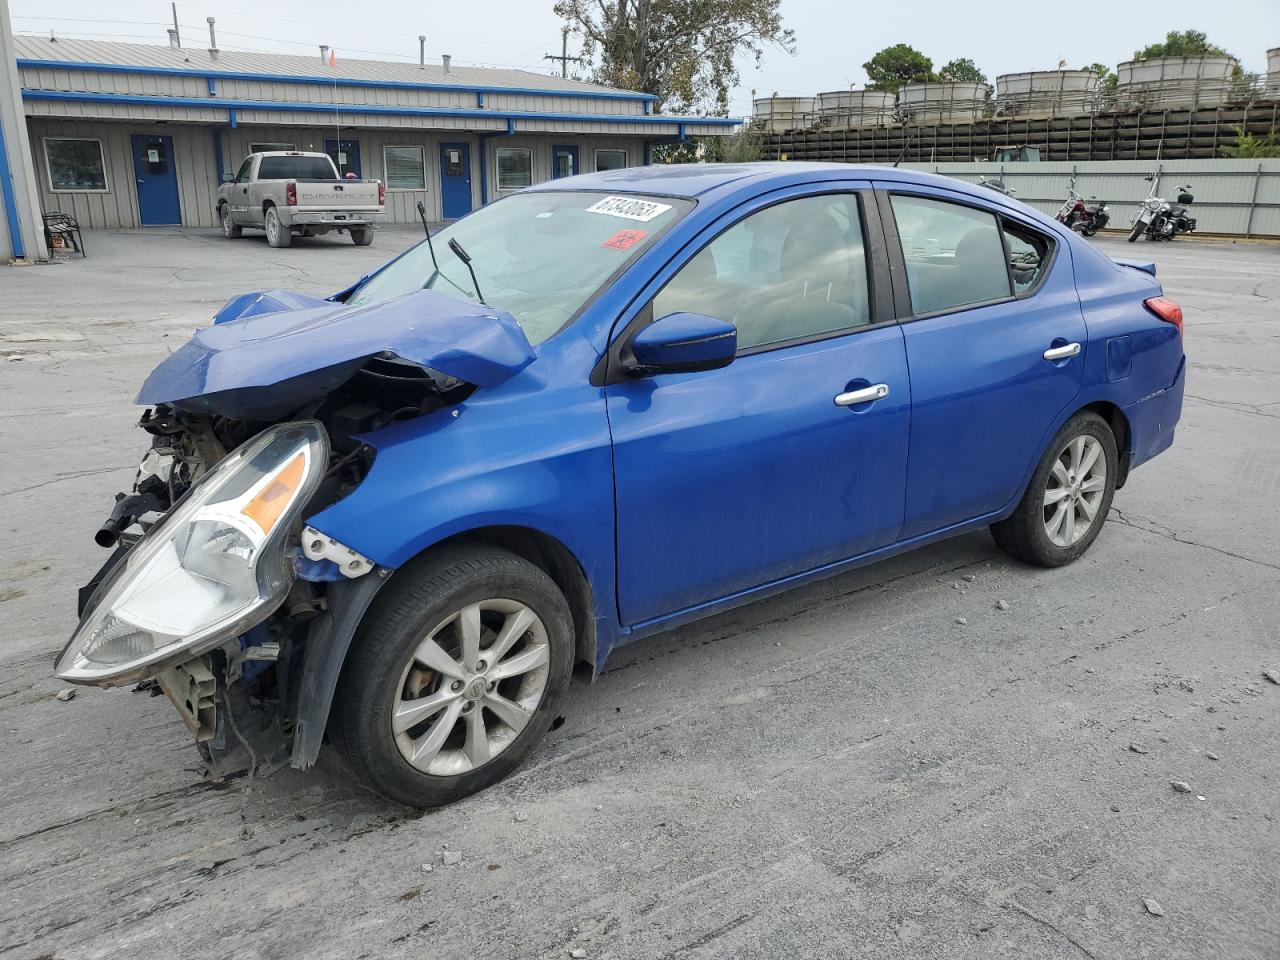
[595,149,627,171]
[496,148,532,191]
[349,191,692,345]
[652,193,871,351]
[233,158,253,183]
[44,138,108,192]
[890,194,1012,315]
[384,146,426,190]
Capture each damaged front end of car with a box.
[58,287,535,774]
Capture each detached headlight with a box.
[57,421,328,685]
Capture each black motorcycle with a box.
[1128,173,1197,242]
[1055,177,1110,237]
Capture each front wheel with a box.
[350,227,373,246]
[264,206,292,248]
[991,411,1117,568]
[220,205,242,239]
[331,545,574,807]
[1082,223,1098,237]
[1127,220,1144,243]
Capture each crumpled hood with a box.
[137,288,536,419]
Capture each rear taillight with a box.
[1145,296,1183,339]
[285,182,297,206]
[378,180,385,205]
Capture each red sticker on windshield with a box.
[602,229,647,251]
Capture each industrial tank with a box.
[896,81,990,123]
[1114,56,1238,111]
[814,89,896,127]
[995,70,1099,118]
[751,96,816,132]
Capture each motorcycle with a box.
[1128,172,1197,242]
[1055,176,1110,237]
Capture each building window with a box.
[44,138,108,192]
[595,149,627,171]
[383,146,426,190]
[249,142,295,153]
[496,147,532,191]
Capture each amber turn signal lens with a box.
[241,452,306,535]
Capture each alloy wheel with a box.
[1043,435,1106,547]
[392,598,550,776]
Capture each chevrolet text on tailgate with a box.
[216,151,386,248]
[62,163,1186,807]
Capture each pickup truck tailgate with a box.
[295,181,380,208]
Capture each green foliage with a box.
[938,58,987,86]
[1134,29,1232,61]
[1081,62,1118,97]
[554,0,796,115]
[863,44,934,93]
[1221,127,1280,158]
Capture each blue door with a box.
[439,143,472,219]
[606,187,911,625]
[324,139,361,178]
[878,185,1086,538]
[552,144,579,178]
[130,134,181,225]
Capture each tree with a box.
[938,57,987,86]
[554,0,795,115]
[1134,30,1232,60]
[1221,127,1280,158]
[863,44,934,93]
[1081,62,1118,103]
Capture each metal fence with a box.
[894,159,1280,237]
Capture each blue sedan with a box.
[58,163,1185,806]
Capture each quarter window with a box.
[595,149,627,171]
[383,146,426,190]
[652,193,872,351]
[44,138,108,192]
[496,147,533,191]
[1003,220,1052,294]
[890,195,1012,315]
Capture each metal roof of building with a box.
[14,35,647,99]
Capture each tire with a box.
[264,206,292,248]
[350,227,373,246]
[220,204,242,239]
[1082,223,1097,237]
[991,411,1118,568]
[331,544,574,807]
[1127,221,1144,243]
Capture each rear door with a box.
[606,183,911,626]
[875,184,1085,538]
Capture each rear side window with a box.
[890,195,1011,316]
[1003,220,1052,294]
[257,156,337,180]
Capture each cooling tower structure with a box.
[1114,56,1239,111]
[1267,48,1280,97]
[896,81,990,123]
[751,96,816,132]
[995,70,1100,118]
[813,89,896,128]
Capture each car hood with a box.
[137,288,536,419]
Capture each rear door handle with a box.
[834,383,889,406]
[1043,342,1081,361]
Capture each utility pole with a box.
[544,26,583,79]
[171,2,180,47]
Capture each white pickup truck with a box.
[216,151,386,247]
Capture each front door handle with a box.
[834,383,889,406]
[1043,342,1081,361]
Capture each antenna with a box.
[416,201,440,274]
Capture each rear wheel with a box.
[1082,223,1097,237]
[220,204,242,239]
[265,206,292,248]
[1127,220,1144,243]
[331,545,574,807]
[350,227,373,246]
[991,411,1117,568]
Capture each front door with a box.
[324,138,361,178]
[130,134,181,225]
[878,186,1086,538]
[607,186,911,626]
[552,144,578,178]
[439,143,472,219]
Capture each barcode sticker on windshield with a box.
[586,195,673,222]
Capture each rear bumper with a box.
[282,211,384,229]
[1125,354,1186,470]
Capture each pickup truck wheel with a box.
[350,227,373,246]
[219,205,242,239]
[264,206,292,248]
[991,411,1117,568]
[331,544,573,807]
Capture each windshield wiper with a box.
[447,238,487,305]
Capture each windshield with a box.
[348,190,693,345]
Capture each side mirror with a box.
[221,173,235,184]
[629,312,736,375]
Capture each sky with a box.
[8,0,1279,116]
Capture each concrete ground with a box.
[0,225,1277,960]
